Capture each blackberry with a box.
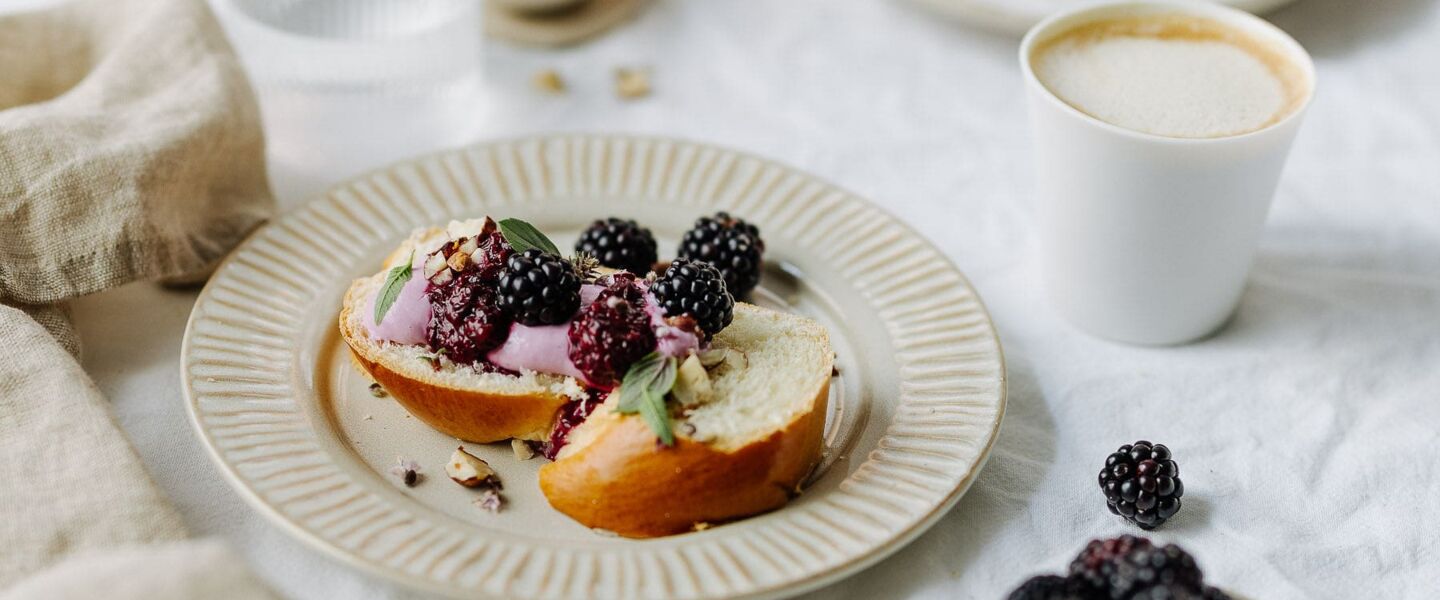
[425,231,513,364]
[1069,536,1204,600]
[677,211,764,298]
[575,217,658,275]
[498,249,582,325]
[567,277,656,388]
[1007,575,1087,600]
[1098,440,1183,529]
[650,259,735,338]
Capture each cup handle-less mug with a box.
[1020,1,1315,345]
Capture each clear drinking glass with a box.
[210,0,487,201]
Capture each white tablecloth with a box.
[64,0,1439,598]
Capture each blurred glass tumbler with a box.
[218,0,482,91]
[1019,1,1315,345]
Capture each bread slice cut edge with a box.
[540,304,833,537]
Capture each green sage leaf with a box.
[373,252,413,325]
[497,218,560,255]
[638,387,675,447]
[615,352,678,445]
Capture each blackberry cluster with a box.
[650,259,734,339]
[575,217,658,275]
[677,212,764,298]
[1007,536,1229,600]
[1069,536,1212,600]
[425,232,512,364]
[1099,441,1183,529]
[498,249,581,325]
[567,275,656,388]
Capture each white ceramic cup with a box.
[1020,1,1315,345]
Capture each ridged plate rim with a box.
[181,134,1007,599]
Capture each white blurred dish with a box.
[908,0,1301,34]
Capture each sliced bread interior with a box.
[339,230,585,442]
[541,303,833,537]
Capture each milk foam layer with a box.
[1032,15,1305,139]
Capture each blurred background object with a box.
[487,0,649,47]
[907,0,1303,34]
[209,0,487,200]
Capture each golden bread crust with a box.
[538,378,830,537]
[338,278,570,443]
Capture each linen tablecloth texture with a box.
[0,0,275,597]
[6,0,1435,598]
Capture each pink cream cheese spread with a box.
[363,278,700,384]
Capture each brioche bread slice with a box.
[540,304,832,537]
[340,273,583,442]
[338,222,833,536]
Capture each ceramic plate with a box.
[908,0,1301,35]
[182,135,1006,599]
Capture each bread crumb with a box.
[368,382,388,398]
[693,522,711,531]
[533,69,565,94]
[615,67,651,100]
[511,439,536,460]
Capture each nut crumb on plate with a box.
[446,446,502,489]
[533,69,565,94]
[615,67,650,99]
[511,439,536,460]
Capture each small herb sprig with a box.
[373,251,414,325]
[500,218,606,283]
[498,218,560,255]
[615,352,678,446]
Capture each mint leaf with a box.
[497,218,560,255]
[374,252,413,325]
[615,352,678,445]
[638,388,675,447]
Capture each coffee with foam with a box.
[1031,14,1309,139]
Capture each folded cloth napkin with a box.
[0,0,276,597]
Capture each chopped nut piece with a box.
[446,446,502,489]
[368,382,388,398]
[446,250,470,272]
[423,252,448,278]
[672,354,713,407]
[533,69,565,94]
[693,522,711,532]
[615,67,651,100]
[698,347,746,371]
[457,235,479,256]
[511,439,536,460]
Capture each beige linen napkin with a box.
[0,0,276,597]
